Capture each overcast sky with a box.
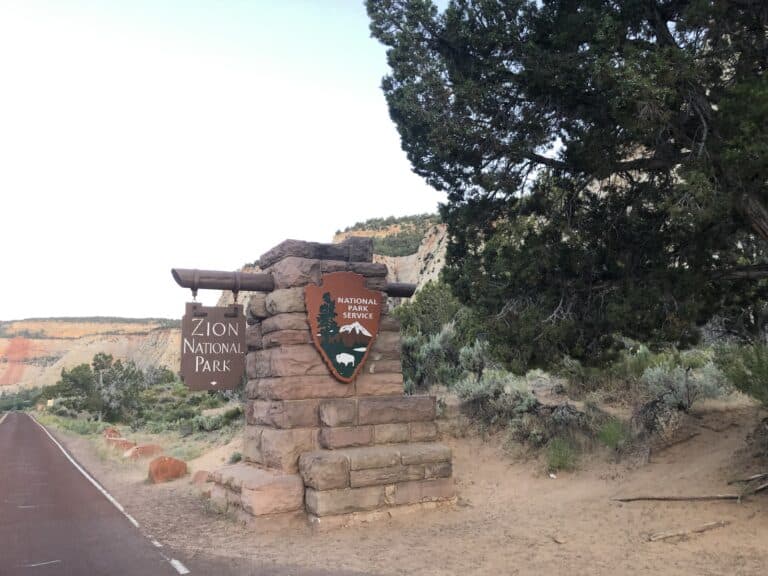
[0,0,444,321]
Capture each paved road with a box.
[0,412,188,576]
[0,412,371,576]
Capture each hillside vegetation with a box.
[335,213,439,257]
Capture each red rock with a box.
[106,438,136,452]
[123,444,163,460]
[103,427,121,439]
[148,456,188,484]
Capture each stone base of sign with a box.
[307,498,456,531]
[207,463,304,517]
[207,237,455,524]
[300,443,454,517]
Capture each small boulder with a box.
[148,456,188,484]
[103,427,121,439]
[106,438,136,452]
[123,444,163,460]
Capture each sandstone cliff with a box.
[373,223,448,289]
[0,319,180,392]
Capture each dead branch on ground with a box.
[648,520,730,542]
[613,495,740,503]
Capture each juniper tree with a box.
[368,0,768,369]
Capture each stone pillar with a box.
[208,237,454,523]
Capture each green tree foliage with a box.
[343,213,437,233]
[341,214,440,257]
[373,230,428,257]
[317,292,339,344]
[367,1,768,369]
[41,353,177,422]
[396,281,483,389]
[394,280,462,337]
[0,387,42,411]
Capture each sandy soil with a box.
[49,398,768,576]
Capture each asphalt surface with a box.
[0,412,372,576]
[0,412,187,576]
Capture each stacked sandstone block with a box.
[300,443,453,519]
[209,238,454,521]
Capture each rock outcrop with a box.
[374,224,448,289]
[0,319,180,392]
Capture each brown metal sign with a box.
[305,272,382,383]
[180,302,246,391]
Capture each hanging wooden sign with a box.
[180,302,246,391]
[305,272,382,383]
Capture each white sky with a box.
[0,0,444,320]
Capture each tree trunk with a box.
[740,191,768,244]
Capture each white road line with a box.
[29,415,192,574]
[0,412,8,426]
[152,539,164,548]
[22,560,61,568]
[30,415,141,527]
[169,558,191,575]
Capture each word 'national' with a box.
[183,339,243,355]
[336,297,379,305]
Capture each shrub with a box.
[228,451,242,464]
[144,420,171,434]
[455,370,539,426]
[402,324,464,391]
[546,437,578,471]
[640,360,728,411]
[222,405,243,423]
[597,418,630,451]
[394,280,461,338]
[45,415,107,436]
[191,414,225,433]
[459,339,491,381]
[716,345,768,406]
[400,333,425,391]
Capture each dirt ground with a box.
[49,397,768,576]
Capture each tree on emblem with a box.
[317,292,339,345]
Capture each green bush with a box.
[394,281,461,338]
[402,324,464,391]
[597,418,630,451]
[222,405,243,423]
[455,370,539,426]
[44,415,107,436]
[228,451,242,464]
[546,437,578,471]
[0,387,42,411]
[716,344,768,406]
[459,339,491,381]
[191,414,224,433]
[641,360,728,411]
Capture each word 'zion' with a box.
[337,296,379,321]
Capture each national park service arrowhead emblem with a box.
[305,272,382,383]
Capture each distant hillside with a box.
[334,213,439,257]
[0,317,179,339]
[333,214,448,290]
[0,318,180,392]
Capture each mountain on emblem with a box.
[305,272,383,383]
[339,322,372,337]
